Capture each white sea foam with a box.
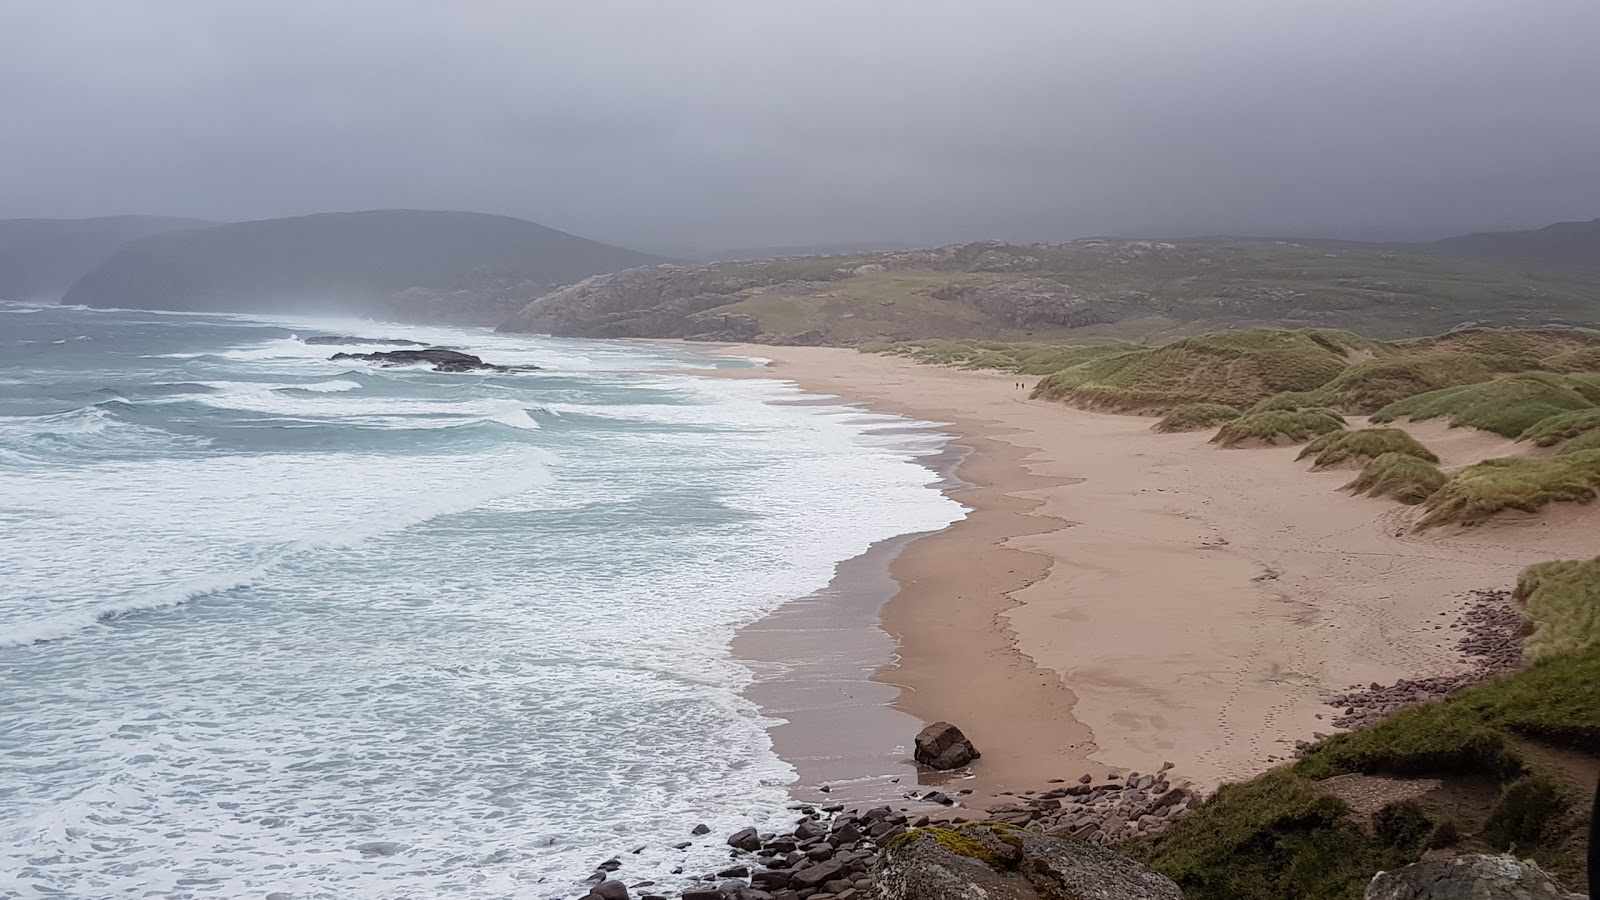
[0,310,964,899]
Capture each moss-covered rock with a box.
[876,824,1182,900]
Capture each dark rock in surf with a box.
[328,347,537,373]
[692,824,712,836]
[728,827,763,852]
[914,722,981,770]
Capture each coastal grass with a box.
[1034,329,1365,411]
[1315,355,1501,413]
[1134,769,1396,900]
[1415,448,1600,528]
[1542,346,1600,373]
[1518,408,1600,446]
[1297,428,1438,469]
[1556,428,1600,455]
[1139,643,1600,898]
[1372,373,1600,438]
[1155,403,1243,433]
[1345,453,1448,505]
[1211,410,1345,448]
[871,339,1136,375]
[1514,556,1600,662]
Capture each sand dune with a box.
[711,346,1600,794]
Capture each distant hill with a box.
[498,237,1600,344]
[1427,218,1600,271]
[62,210,665,324]
[0,216,212,301]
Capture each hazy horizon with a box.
[3,1,1598,254]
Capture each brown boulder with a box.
[914,722,981,770]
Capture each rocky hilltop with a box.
[498,237,1600,344]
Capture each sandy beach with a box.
[709,345,1600,801]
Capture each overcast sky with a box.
[2,1,1597,253]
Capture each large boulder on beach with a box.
[873,824,1184,900]
[914,722,981,770]
[1364,855,1583,899]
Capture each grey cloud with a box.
[1,0,1597,253]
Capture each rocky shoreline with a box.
[582,767,1199,900]
[577,586,1534,900]
[1324,588,1523,731]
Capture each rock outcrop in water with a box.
[329,347,538,373]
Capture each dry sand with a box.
[705,346,1600,797]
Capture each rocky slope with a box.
[62,209,663,324]
[0,215,211,301]
[498,237,1600,344]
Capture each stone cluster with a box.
[582,767,1198,900]
[965,767,1197,846]
[1326,589,1522,730]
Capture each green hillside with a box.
[498,237,1600,342]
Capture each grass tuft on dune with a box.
[1033,329,1366,411]
[1555,428,1600,456]
[1371,373,1600,438]
[1518,408,1600,447]
[1344,453,1448,505]
[1211,410,1345,448]
[1541,346,1600,374]
[1416,448,1600,528]
[1155,403,1243,433]
[1515,556,1600,662]
[1297,428,1438,469]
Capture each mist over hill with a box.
[1426,218,1600,272]
[0,216,212,302]
[61,210,664,325]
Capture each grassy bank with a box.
[1125,559,1600,900]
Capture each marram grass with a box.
[1211,409,1345,448]
[1297,428,1438,469]
[1344,452,1448,505]
[1372,373,1599,439]
[1518,408,1600,447]
[1416,448,1600,528]
[1515,556,1600,662]
[1155,403,1242,433]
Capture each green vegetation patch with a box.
[1519,408,1600,447]
[885,823,1023,868]
[1542,346,1600,374]
[1556,428,1600,456]
[1034,329,1366,411]
[1134,769,1404,900]
[1345,453,1448,505]
[1416,448,1600,528]
[1372,373,1600,438]
[1136,634,1600,899]
[870,339,1135,375]
[1212,410,1346,448]
[1155,403,1243,433]
[1515,556,1600,662]
[1315,355,1498,413]
[1297,428,1438,469]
